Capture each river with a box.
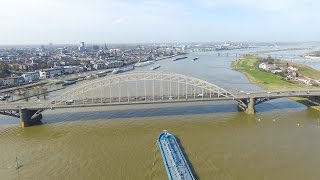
[1,45,320,180]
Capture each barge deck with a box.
[158,130,195,180]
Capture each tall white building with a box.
[79,42,85,52]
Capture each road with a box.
[1,89,319,111]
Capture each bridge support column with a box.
[308,96,320,106]
[245,97,256,114]
[19,109,43,128]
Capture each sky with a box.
[0,0,319,44]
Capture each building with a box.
[258,63,275,71]
[271,69,283,74]
[259,63,266,69]
[63,66,81,74]
[286,66,298,78]
[106,61,124,68]
[2,78,14,87]
[93,62,106,70]
[295,76,312,86]
[21,72,40,83]
[1,76,24,87]
[12,76,25,85]
[39,67,63,79]
[259,63,286,72]
[79,42,85,52]
[287,66,298,72]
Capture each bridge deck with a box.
[1,89,319,111]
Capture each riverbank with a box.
[305,55,320,60]
[232,56,320,110]
[253,47,310,54]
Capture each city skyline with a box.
[0,0,319,45]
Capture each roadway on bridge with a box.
[1,89,319,111]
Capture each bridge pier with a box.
[245,97,256,114]
[308,96,320,105]
[237,97,256,114]
[19,109,43,128]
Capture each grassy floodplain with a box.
[232,56,320,109]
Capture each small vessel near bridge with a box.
[134,60,155,67]
[158,130,195,180]
[173,56,188,61]
[112,66,134,74]
[96,71,108,77]
[150,65,161,70]
[62,80,76,86]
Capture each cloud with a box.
[112,17,129,25]
[200,0,320,19]
[0,0,319,44]
[0,0,192,44]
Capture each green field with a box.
[232,56,319,90]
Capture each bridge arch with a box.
[53,71,235,105]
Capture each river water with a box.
[1,45,320,180]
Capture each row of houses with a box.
[92,60,124,70]
[295,76,315,86]
[258,62,318,86]
[0,60,127,88]
[0,76,25,87]
[38,66,83,79]
[0,66,83,88]
[259,62,298,75]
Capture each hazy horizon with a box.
[1,41,320,47]
[1,0,320,44]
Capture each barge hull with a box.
[157,130,195,180]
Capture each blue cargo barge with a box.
[158,130,195,180]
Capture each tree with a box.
[277,71,287,78]
[39,62,48,69]
[0,63,11,78]
[253,57,264,68]
[22,89,30,102]
[32,87,41,99]
[41,86,48,99]
[66,60,81,66]
[266,55,274,64]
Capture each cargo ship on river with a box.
[134,60,155,67]
[158,130,195,180]
[112,66,134,74]
[150,65,161,70]
[173,56,188,61]
[62,80,76,86]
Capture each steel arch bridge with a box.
[52,71,235,105]
[4,71,320,128]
